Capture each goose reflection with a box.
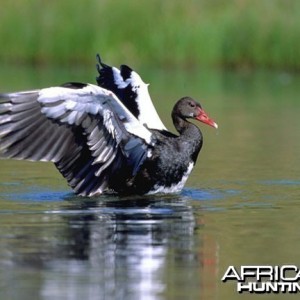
[41,195,198,299]
[0,192,219,299]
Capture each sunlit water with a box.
[0,65,300,299]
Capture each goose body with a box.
[0,56,217,196]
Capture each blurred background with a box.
[0,0,299,71]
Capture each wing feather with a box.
[96,54,166,130]
[0,83,152,196]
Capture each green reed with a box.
[1,0,299,70]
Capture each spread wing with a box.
[96,54,167,131]
[0,83,152,196]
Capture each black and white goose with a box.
[0,55,217,196]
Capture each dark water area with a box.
[0,65,300,299]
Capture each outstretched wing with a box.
[96,54,167,131]
[0,83,152,196]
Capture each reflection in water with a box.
[0,194,219,300]
[43,197,195,299]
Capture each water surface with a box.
[0,65,300,299]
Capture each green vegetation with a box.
[0,0,299,70]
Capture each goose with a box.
[0,55,217,196]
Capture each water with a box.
[0,65,300,299]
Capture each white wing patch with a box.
[96,57,166,131]
[124,71,167,131]
[38,84,152,144]
[108,67,167,131]
[112,67,127,88]
[146,162,194,195]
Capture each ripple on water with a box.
[182,187,241,201]
[1,183,280,216]
[260,179,300,186]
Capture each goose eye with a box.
[189,102,196,108]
